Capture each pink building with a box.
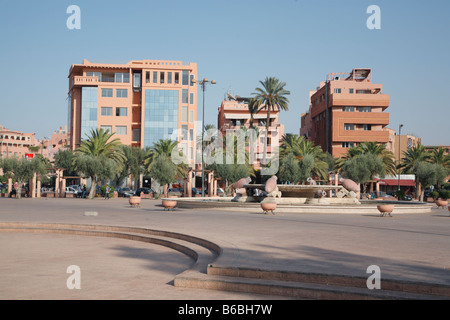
[0,125,36,159]
[37,125,69,161]
[217,93,285,169]
[68,59,198,166]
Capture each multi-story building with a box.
[217,93,284,168]
[303,68,390,158]
[0,125,36,159]
[68,59,198,166]
[394,134,422,162]
[38,125,69,161]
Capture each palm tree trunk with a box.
[263,107,271,166]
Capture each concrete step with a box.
[207,264,450,298]
[175,269,450,300]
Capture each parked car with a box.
[168,187,183,197]
[117,187,134,197]
[65,187,78,194]
[216,188,226,197]
[403,194,413,201]
[135,187,153,196]
[191,187,201,196]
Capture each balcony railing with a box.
[69,76,99,90]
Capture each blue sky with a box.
[0,0,449,145]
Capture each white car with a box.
[65,187,78,194]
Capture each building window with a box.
[86,71,102,81]
[101,73,115,83]
[167,72,172,84]
[342,142,355,148]
[101,107,113,116]
[101,88,113,97]
[181,125,188,140]
[342,106,354,112]
[100,125,112,133]
[160,72,165,84]
[115,126,127,135]
[115,73,130,83]
[344,124,354,131]
[182,89,189,104]
[190,93,194,104]
[334,88,341,94]
[190,75,194,86]
[174,72,179,84]
[116,107,127,117]
[189,110,194,123]
[145,71,150,83]
[116,89,128,98]
[132,128,141,141]
[181,106,188,122]
[182,70,189,85]
[143,90,179,148]
[363,124,372,131]
[189,129,193,141]
[349,88,354,94]
[153,72,158,83]
[359,107,371,112]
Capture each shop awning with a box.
[379,179,416,187]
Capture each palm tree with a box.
[253,77,290,164]
[74,128,125,199]
[144,139,187,180]
[399,144,430,200]
[280,134,329,181]
[428,146,450,168]
[356,141,397,176]
[76,128,125,164]
[247,98,261,128]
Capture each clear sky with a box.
[0,0,449,145]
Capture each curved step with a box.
[0,222,220,274]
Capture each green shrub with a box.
[394,190,405,200]
[100,185,115,198]
[439,190,450,200]
[430,191,439,200]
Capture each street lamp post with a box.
[398,124,403,191]
[191,77,216,197]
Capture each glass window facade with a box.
[144,89,179,148]
[81,87,98,140]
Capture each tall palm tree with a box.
[253,77,290,164]
[75,128,125,199]
[247,98,261,128]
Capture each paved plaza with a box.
[0,197,449,300]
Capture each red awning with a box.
[379,179,416,187]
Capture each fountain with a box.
[232,176,360,205]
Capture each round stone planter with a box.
[129,196,141,207]
[261,201,277,214]
[435,199,448,208]
[377,204,394,217]
[162,199,177,211]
